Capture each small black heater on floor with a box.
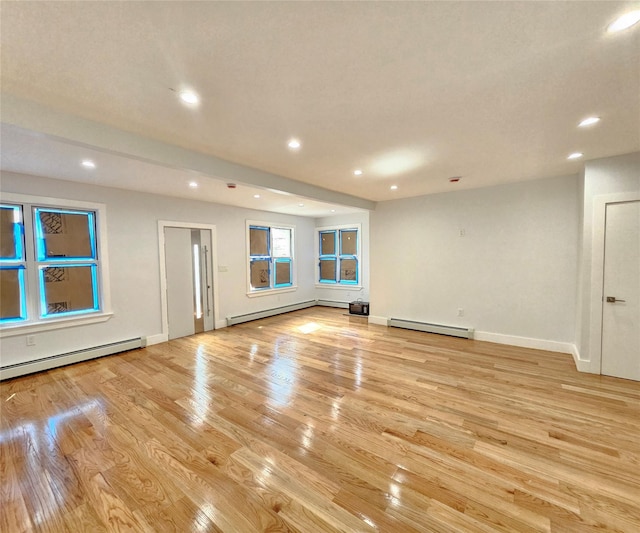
[349,300,369,316]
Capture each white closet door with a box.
[601,201,640,381]
[164,227,195,340]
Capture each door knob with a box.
[606,296,626,303]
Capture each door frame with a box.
[158,220,220,343]
[588,192,640,374]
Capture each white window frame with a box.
[246,220,296,297]
[0,193,112,337]
[315,223,362,290]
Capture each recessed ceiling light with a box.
[188,181,198,188]
[298,203,305,207]
[288,139,301,150]
[578,117,600,127]
[353,169,363,176]
[608,10,640,33]
[81,159,96,169]
[568,152,583,160]
[390,185,398,190]
[253,194,261,199]
[178,89,200,105]
[330,209,336,213]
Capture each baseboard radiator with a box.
[388,318,474,339]
[0,337,145,381]
[227,300,316,326]
[316,299,350,309]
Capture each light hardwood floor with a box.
[1,307,639,532]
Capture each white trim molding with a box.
[367,315,388,326]
[246,286,298,298]
[0,312,113,338]
[145,333,168,346]
[570,344,593,373]
[474,330,574,355]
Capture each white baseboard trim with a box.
[215,320,228,329]
[474,330,573,354]
[368,315,388,326]
[365,317,593,373]
[145,333,168,346]
[569,344,595,373]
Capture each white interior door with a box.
[164,227,215,340]
[601,201,640,381]
[165,227,196,340]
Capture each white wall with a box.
[577,151,640,368]
[314,211,370,304]
[5,152,636,372]
[0,171,317,367]
[370,175,580,349]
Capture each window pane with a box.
[272,228,291,258]
[40,265,98,316]
[320,259,337,282]
[36,209,96,260]
[0,267,26,321]
[250,227,269,256]
[250,260,270,289]
[340,258,358,283]
[320,231,336,256]
[0,205,23,260]
[274,259,291,286]
[340,229,357,255]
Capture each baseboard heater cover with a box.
[316,299,350,309]
[227,300,316,326]
[0,337,144,381]
[388,318,474,339]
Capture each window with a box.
[0,195,109,333]
[34,208,100,317]
[0,205,26,322]
[247,222,294,294]
[317,225,360,286]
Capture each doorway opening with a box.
[158,221,219,341]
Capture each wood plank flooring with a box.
[1,307,639,532]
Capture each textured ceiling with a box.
[1,1,639,213]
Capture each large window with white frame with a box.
[0,195,110,333]
[317,224,361,286]
[247,221,295,295]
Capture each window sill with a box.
[0,312,114,338]
[315,284,363,291]
[247,286,298,298]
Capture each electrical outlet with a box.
[457,308,464,317]
[26,335,36,346]
[459,229,466,237]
